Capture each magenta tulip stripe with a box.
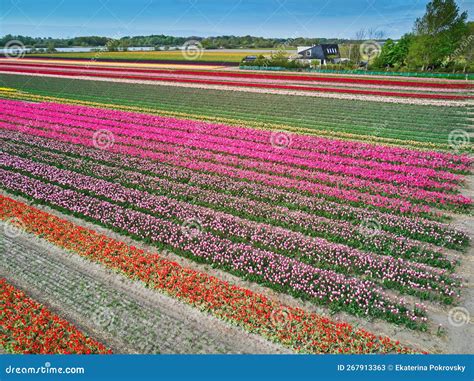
[0,103,465,187]
[1,99,470,173]
[1,100,470,186]
[0,98,471,334]
[1,135,468,253]
[0,140,461,268]
[0,100,472,215]
[1,110,466,204]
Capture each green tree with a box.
[373,39,396,68]
[373,34,414,68]
[407,0,468,70]
[106,39,120,52]
[46,42,56,53]
[270,48,290,66]
[452,21,474,72]
[391,34,413,66]
[119,39,130,52]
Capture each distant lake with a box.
[57,46,156,52]
[0,46,291,54]
[0,46,159,54]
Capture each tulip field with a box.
[0,278,112,354]
[0,59,472,355]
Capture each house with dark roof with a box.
[296,44,340,64]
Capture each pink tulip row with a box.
[2,139,457,269]
[0,100,472,173]
[1,100,464,184]
[0,168,428,328]
[0,120,431,215]
[1,151,460,302]
[39,100,472,170]
[1,107,462,194]
[1,130,468,250]
[4,111,470,210]
[2,101,471,209]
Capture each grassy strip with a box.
[26,51,246,62]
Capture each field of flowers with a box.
[0,73,471,151]
[26,50,247,63]
[0,65,471,354]
[0,62,471,102]
[0,196,419,354]
[0,278,111,354]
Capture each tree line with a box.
[0,34,350,50]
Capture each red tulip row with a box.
[0,278,111,354]
[0,195,422,354]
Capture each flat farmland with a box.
[25,50,248,63]
[0,59,472,355]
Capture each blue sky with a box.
[1,0,473,39]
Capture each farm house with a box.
[297,44,340,64]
